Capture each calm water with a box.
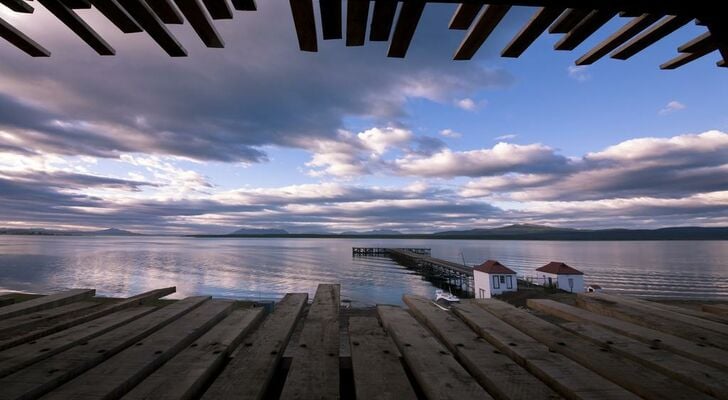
[0,236,726,306]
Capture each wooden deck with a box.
[1,286,727,399]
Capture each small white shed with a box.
[535,262,584,293]
[474,260,518,299]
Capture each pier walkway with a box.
[1,285,728,399]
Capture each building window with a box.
[568,278,574,292]
[479,288,485,299]
[506,275,513,289]
[500,276,505,284]
[493,275,500,289]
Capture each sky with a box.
[0,3,727,234]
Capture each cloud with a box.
[456,98,478,111]
[567,65,591,82]
[439,129,462,138]
[659,100,686,115]
[494,134,517,141]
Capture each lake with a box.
[0,236,726,306]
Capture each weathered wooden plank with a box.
[369,0,397,41]
[575,294,728,350]
[560,321,728,400]
[576,14,662,65]
[289,0,317,51]
[320,0,343,39]
[528,299,728,370]
[174,0,225,47]
[0,296,15,308]
[0,301,99,337]
[0,0,33,13]
[348,316,417,400]
[123,308,264,400]
[202,0,233,19]
[502,7,564,57]
[89,0,143,33]
[449,3,483,30]
[554,9,616,50]
[280,284,340,400]
[549,8,591,33]
[378,305,492,400]
[0,18,50,57]
[0,307,155,378]
[702,303,728,316]
[0,296,209,400]
[404,295,560,400]
[594,293,728,326]
[0,287,176,351]
[453,302,636,400]
[476,299,712,400]
[454,4,510,60]
[388,0,425,58]
[201,293,308,400]
[119,0,188,56]
[38,0,115,55]
[0,289,94,321]
[147,0,184,23]
[231,0,255,11]
[43,300,234,399]
[611,15,693,60]
[678,32,714,53]
[346,0,369,46]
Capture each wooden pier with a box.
[1,285,727,400]
[354,247,475,296]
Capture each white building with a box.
[535,262,584,293]
[474,260,518,299]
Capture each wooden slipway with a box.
[0,286,726,399]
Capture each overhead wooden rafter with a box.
[0,0,725,69]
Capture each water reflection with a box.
[0,236,726,304]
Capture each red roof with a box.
[474,260,516,275]
[536,262,583,275]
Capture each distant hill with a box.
[0,227,142,236]
[87,228,141,236]
[229,228,289,235]
[432,225,728,240]
[340,229,402,235]
[435,224,572,236]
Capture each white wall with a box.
[538,272,584,293]
[474,271,517,299]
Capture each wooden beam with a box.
[388,0,425,58]
[201,0,232,19]
[60,0,91,9]
[201,293,308,400]
[370,0,397,41]
[560,321,728,400]
[280,284,340,400]
[0,301,99,337]
[378,305,492,399]
[119,0,188,56]
[230,0,255,10]
[0,17,50,56]
[0,307,155,378]
[38,0,115,55]
[289,0,317,51]
[0,296,210,400]
[449,3,483,30]
[346,0,369,46]
[528,299,728,371]
[404,296,560,400]
[678,31,714,52]
[661,51,711,69]
[614,295,728,325]
[611,15,693,60]
[42,300,234,399]
[549,8,591,33]
[554,9,617,50]
[0,0,33,13]
[576,13,661,65]
[702,304,728,316]
[476,299,713,400]
[502,6,564,57]
[147,0,184,24]
[454,4,510,60]
[89,0,143,33]
[348,317,417,400]
[123,308,265,400]
[705,19,728,61]
[0,289,94,321]
[451,301,636,400]
[320,0,343,39]
[174,0,225,47]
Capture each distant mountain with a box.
[229,228,289,235]
[340,229,402,235]
[88,228,141,236]
[436,224,571,236]
[0,227,142,236]
[433,225,728,240]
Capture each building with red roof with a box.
[535,262,584,293]
[474,260,517,299]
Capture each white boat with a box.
[435,289,460,302]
